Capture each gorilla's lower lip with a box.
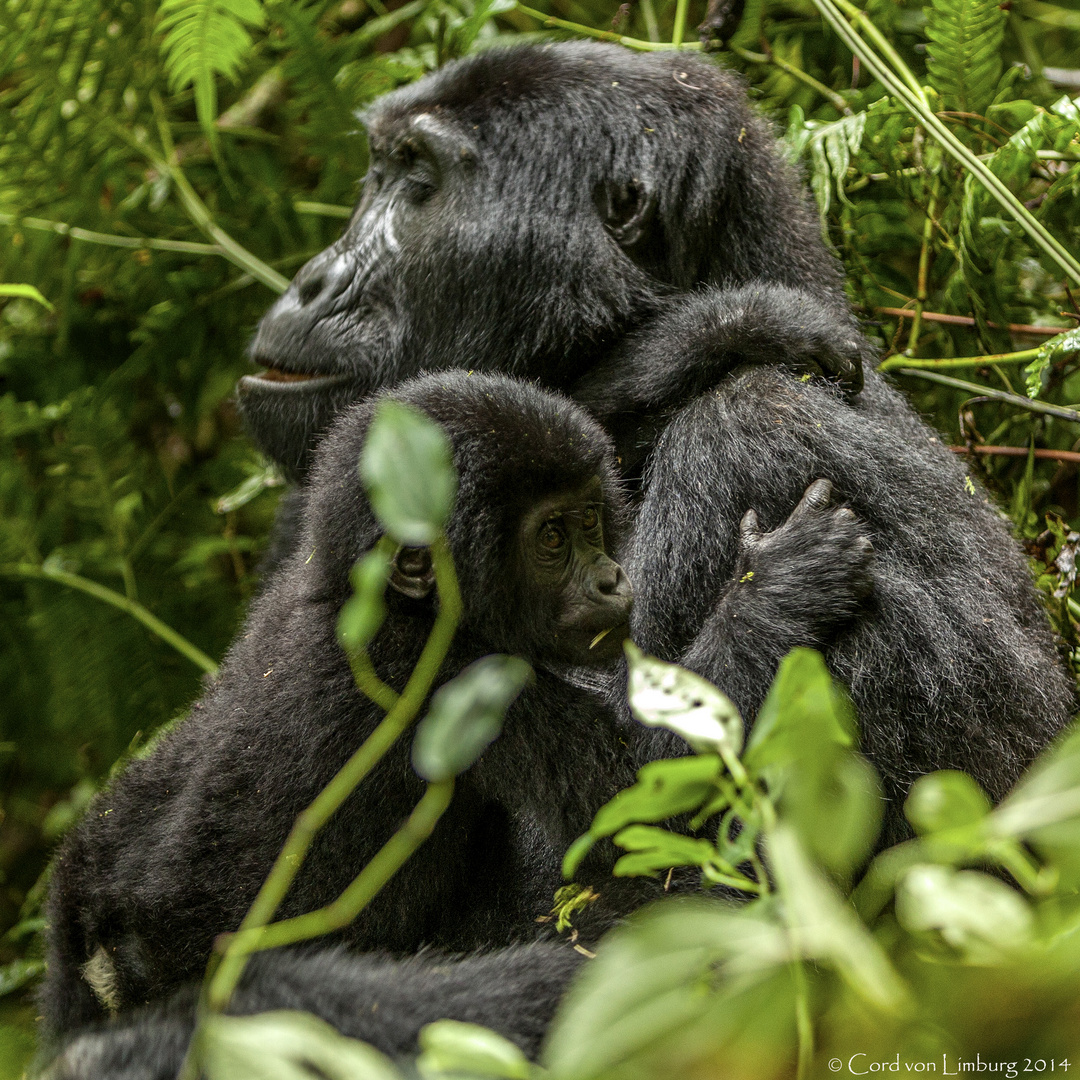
[239,371,353,393]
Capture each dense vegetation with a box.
[2,0,1080,1073]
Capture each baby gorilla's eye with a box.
[581,507,599,530]
[397,547,432,575]
[539,521,565,550]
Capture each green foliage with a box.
[411,655,533,782]
[203,1010,402,1080]
[361,401,457,546]
[539,650,1080,1077]
[925,0,1006,115]
[159,0,267,140]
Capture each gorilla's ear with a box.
[594,177,657,249]
[390,546,436,599]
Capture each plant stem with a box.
[640,0,660,42]
[671,0,690,47]
[150,94,290,294]
[0,211,222,255]
[201,536,461,1013]
[0,563,217,675]
[226,780,454,954]
[791,957,814,1080]
[880,346,1043,372]
[893,368,1080,424]
[730,46,852,114]
[515,4,694,50]
[906,184,938,355]
[808,0,1080,287]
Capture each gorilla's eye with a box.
[397,547,432,576]
[539,521,565,551]
[581,507,599,531]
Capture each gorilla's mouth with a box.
[240,364,353,392]
[255,366,320,383]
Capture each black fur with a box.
[623,365,1075,842]
[42,372,872,1070]
[45,945,584,1079]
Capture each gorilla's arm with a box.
[44,943,585,1080]
[626,366,1075,841]
[572,287,870,472]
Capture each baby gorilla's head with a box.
[303,370,633,667]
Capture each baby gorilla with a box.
[43,371,872,1046]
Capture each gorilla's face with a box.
[239,52,663,480]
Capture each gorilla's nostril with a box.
[298,275,326,306]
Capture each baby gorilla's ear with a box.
[390,546,435,599]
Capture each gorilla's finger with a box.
[792,479,833,517]
[740,508,762,545]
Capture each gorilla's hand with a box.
[733,478,874,643]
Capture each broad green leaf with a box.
[337,547,391,652]
[0,283,53,309]
[904,770,991,836]
[411,656,532,782]
[417,1020,531,1079]
[895,864,1034,962]
[768,826,907,1013]
[360,401,457,546]
[624,642,743,755]
[744,649,855,766]
[543,900,790,1080]
[203,1011,403,1080]
[745,650,880,875]
[563,756,722,879]
[1025,327,1080,399]
[612,825,721,878]
[990,727,1080,884]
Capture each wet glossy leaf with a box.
[895,864,1034,962]
[624,642,743,755]
[360,401,457,546]
[412,656,532,782]
[905,770,991,836]
[203,1011,403,1080]
[417,1020,531,1079]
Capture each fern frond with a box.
[925,0,1005,116]
[158,0,265,137]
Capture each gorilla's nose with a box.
[289,246,355,313]
[595,560,633,603]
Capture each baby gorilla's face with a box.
[517,478,633,666]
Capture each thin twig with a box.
[0,211,222,255]
[0,563,217,674]
[515,4,693,49]
[950,445,1080,464]
[893,368,1080,424]
[874,307,1066,337]
[880,346,1042,372]
[730,45,852,114]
